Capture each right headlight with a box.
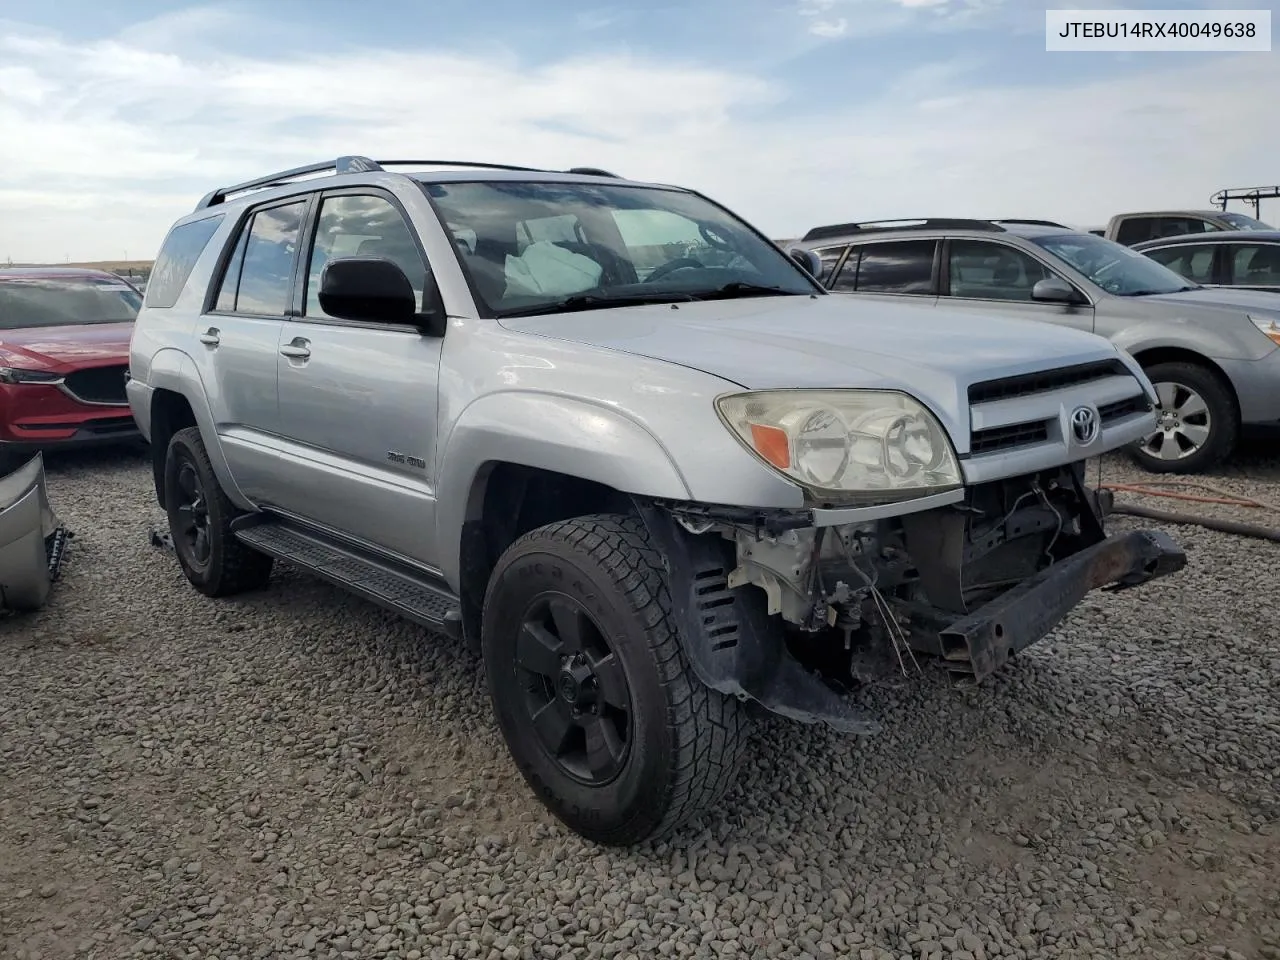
[715,389,962,505]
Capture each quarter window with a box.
[946,239,1054,301]
[1230,244,1280,287]
[810,245,849,286]
[305,194,429,319]
[214,200,307,316]
[146,214,223,309]
[847,240,936,294]
[1143,244,1216,284]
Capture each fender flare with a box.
[434,391,692,588]
[143,349,255,511]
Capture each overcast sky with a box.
[0,0,1277,262]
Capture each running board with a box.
[232,518,463,640]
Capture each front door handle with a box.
[279,338,311,360]
[198,327,220,347]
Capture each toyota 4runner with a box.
[128,157,1186,846]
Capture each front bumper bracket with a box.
[938,529,1186,682]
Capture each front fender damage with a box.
[633,499,882,736]
[0,453,71,613]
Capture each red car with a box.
[0,267,143,474]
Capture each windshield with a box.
[422,180,817,317]
[1030,233,1197,296]
[1218,211,1272,230]
[0,276,142,330]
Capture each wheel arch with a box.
[142,350,253,511]
[1129,346,1241,419]
[435,392,694,639]
[453,460,637,649]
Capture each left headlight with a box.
[0,367,63,385]
[715,389,962,504]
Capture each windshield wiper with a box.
[1118,286,1198,297]
[498,291,697,318]
[690,281,805,300]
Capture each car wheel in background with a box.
[1130,361,1238,474]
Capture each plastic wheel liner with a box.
[0,453,70,613]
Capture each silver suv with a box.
[792,218,1280,474]
[128,159,1184,846]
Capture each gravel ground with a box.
[2,443,1278,960]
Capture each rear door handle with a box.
[279,338,311,360]
[198,327,220,347]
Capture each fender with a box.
[1114,325,1268,364]
[434,391,693,589]
[139,348,256,511]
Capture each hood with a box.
[499,294,1130,434]
[1140,286,1280,318]
[0,322,133,372]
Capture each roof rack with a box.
[1210,184,1280,218]
[565,167,622,178]
[800,218,1007,242]
[991,218,1069,228]
[194,156,625,210]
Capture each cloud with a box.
[808,18,849,37]
[796,0,1009,38]
[793,0,1003,37]
[0,12,1277,261]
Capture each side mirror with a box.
[1031,277,1080,304]
[787,247,824,281]
[318,257,420,325]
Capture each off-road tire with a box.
[481,513,752,846]
[164,426,272,597]
[1130,361,1238,475]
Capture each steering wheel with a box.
[698,223,733,249]
[644,257,705,283]
[1092,258,1126,293]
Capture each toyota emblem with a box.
[1070,405,1099,445]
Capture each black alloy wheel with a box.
[163,426,272,597]
[481,514,751,846]
[173,460,212,570]
[516,594,632,785]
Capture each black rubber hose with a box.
[1109,502,1280,543]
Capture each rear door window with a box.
[214,199,307,316]
[1143,244,1217,284]
[847,240,936,294]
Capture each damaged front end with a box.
[637,461,1185,734]
[0,453,71,613]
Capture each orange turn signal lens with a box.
[1249,314,1280,346]
[749,422,791,469]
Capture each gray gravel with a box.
[2,443,1277,960]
